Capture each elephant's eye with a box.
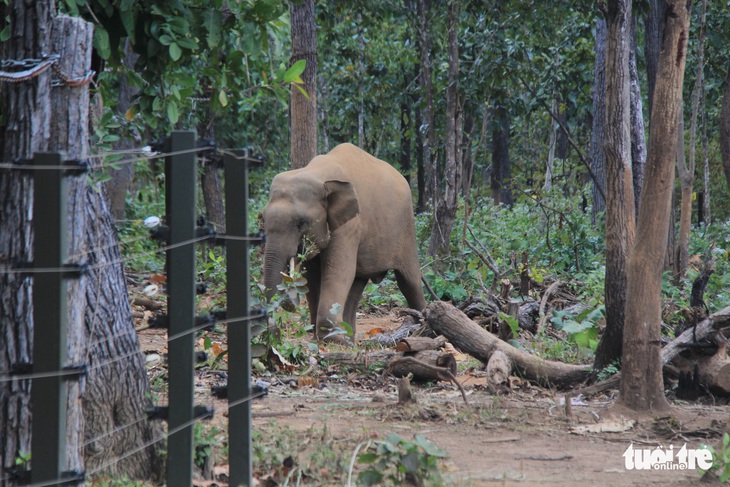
[296,219,306,230]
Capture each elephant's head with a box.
[261,172,359,300]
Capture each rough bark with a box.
[104,40,138,221]
[619,0,690,414]
[486,350,512,392]
[590,18,607,219]
[289,0,317,169]
[697,343,730,396]
[594,0,636,373]
[675,111,692,280]
[388,351,457,383]
[399,74,412,184]
[0,0,54,473]
[428,0,461,259]
[721,62,730,193]
[643,0,665,118]
[490,102,512,206]
[629,17,646,214]
[425,301,591,389]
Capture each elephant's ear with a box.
[324,180,360,231]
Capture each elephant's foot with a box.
[316,322,355,345]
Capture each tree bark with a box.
[486,350,512,392]
[629,17,646,215]
[590,18,607,220]
[643,0,665,119]
[675,110,692,280]
[424,301,591,389]
[490,102,512,206]
[417,0,435,208]
[400,74,412,184]
[619,0,690,414]
[0,0,54,473]
[720,62,730,193]
[594,0,635,373]
[289,0,317,169]
[428,0,461,259]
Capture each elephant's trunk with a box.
[262,248,289,301]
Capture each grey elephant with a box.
[262,143,427,341]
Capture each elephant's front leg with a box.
[302,254,321,332]
[315,243,357,342]
[343,277,369,339]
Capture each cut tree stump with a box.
[486,350,512,393]
[425,301,591,388]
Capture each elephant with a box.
[261,143,427,341]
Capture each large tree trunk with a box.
[619,0,689,414]
[428,0,461,259]
[643,0,665,119]
[0,0,54,473]
[289,0,317,169]
[490,102,512,206]
[629,17,646,215]
[590,18,607,220]
[594,0,635,373]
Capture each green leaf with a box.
[357,452,378,464]
[93,28,111,60]
[358,470,384,486]
[203,9,222,48]
[158,34,174,46]
[284,59,306,83]
[0,24,10,42]
[218,90,228,107]
[167,100,179,124]
[497,312,520,336]
[295,84,310,100]
[169,42,182,61]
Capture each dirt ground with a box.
[135,309,728,486]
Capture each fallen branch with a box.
[387,356,468,404]
[424,301,591,389]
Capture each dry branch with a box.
[424,301,591,388]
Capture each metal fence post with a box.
[225,150,252,487]
[30,152,69,485]
[166,131,197,486]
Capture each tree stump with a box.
[486,350,512,393]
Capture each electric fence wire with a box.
[10,390,265,487]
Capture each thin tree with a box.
[593,0,635,373]
[417,0,435,208]
[619,0,690,413]
[428,0,461,258]
[290,0,317,168]
[590,18,607,220]
[720,62,730,193]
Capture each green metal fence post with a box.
[30,152,69,485]
[225,150,252,487]
[166,131,197,486]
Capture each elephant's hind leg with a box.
[394,269,427,312]
[343,277,368,340]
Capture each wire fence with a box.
[0,134,262,485]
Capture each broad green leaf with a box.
[357,470,383,486]
[295,84,310,100]
[169,42,182,61]
[158,34,174,46]
[357,452,378,464]
[93,28,111,60]
[203,9,222,48]
[218,90,228,107]
[284,59,306,83]
[167,100,179,124]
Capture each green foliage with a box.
[14,451,30,467]
[194,423,224,469]
[550,303,604,351]
[357,433,448,486]
[701,433,730,483]
[596,359,621,382]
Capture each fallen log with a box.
[395,336,447,352]
[387,356,468,404]
[424,301,591,389]
[698,342,730,396]
[321,350,398,367]
[388,350,456,381]
[486,350,512,393]
[572,305,730,396]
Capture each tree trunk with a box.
[675,110,692,280]
[417,0,435,208]
[720,62,730,193]
[428,0,461,259]
[629,17,646,215]
[643,0,665,119]
[198,118,225,232]
[490,102,512,206]
[104,40,138,221]
[289,0,317,169]
[0,0,54,473]
[590,18,607,220]
[400,74,412,184]
[545,95,558,192]
[619,0,689,414]
[594,0,636,373]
